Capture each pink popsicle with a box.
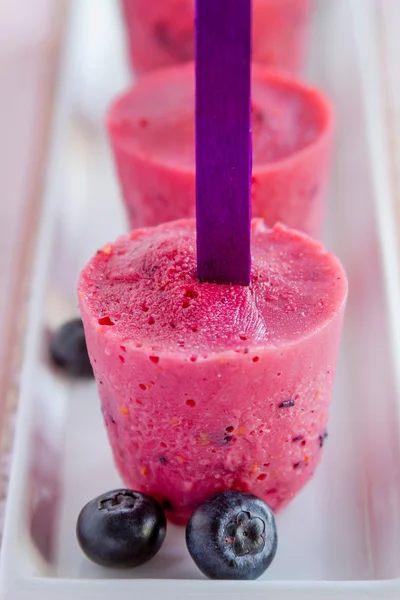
[120,0,312,75]
[78,219,348,525]
[107,63,333,238]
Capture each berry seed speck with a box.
[319,430,328,447]
[279,399,295,408]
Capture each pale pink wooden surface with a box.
[0,0,64,517]
[377,0,400,224]
[0,0,62,404]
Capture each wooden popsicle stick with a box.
[195,0,252,285]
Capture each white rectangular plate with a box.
[1,0,400,598]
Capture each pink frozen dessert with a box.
[78,218,347,525]
[120,0,312,75]
[107,63,333,238]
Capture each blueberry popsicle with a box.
[121,0,312,75]
[107,63,333,238]
[78,218,347,525]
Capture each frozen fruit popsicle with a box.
[120,0,312,75]
[78,218,348,525]
[107,63,333,238]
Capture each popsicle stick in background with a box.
[195,0,252,285]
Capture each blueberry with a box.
[50,318,93,377]
[77,489,166,568]
[186,491,277,580]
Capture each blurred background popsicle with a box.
[107,63,333,238]
[120,0,312,75]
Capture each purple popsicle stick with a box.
[195,0,252,285]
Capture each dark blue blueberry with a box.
[77,489,166,568]
[186,490,277,580]
[50,318,93,377]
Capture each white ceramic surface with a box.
[1,0,400,598]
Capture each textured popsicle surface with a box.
[79,219,347,524]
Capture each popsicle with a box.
[107,63,333,238]
[78,218,348,525]
[79,0,346,528]
[120,0,312,75]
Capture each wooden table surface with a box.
[0,0,65,526]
